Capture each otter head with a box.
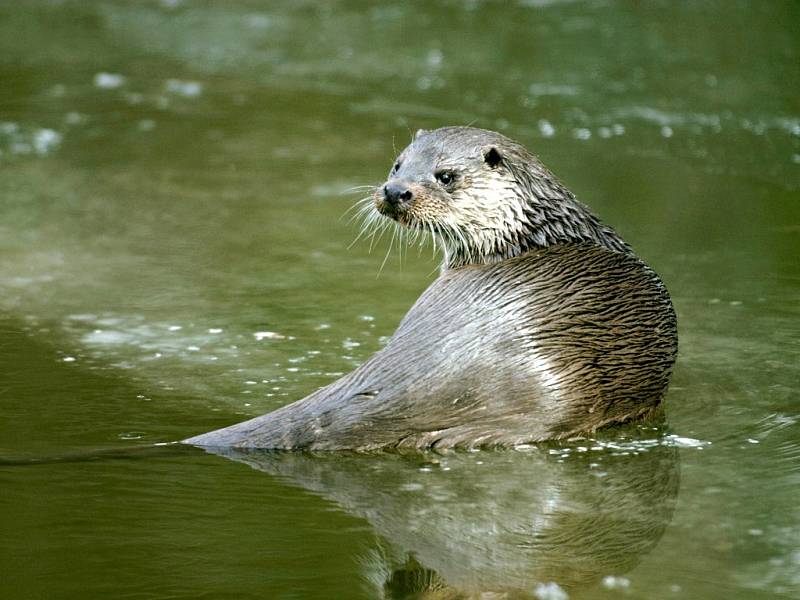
[374,126,632,269]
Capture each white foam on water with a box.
[93,72,126,89]
[662,435,711,449]
[164,79,203,97]
[538,119,556,137]
[533,582,568,600]
[33,129,61,154]
[254,331,285,340]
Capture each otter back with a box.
[184,244,677,450]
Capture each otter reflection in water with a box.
[204,430,679,597]
[185,127,677,449]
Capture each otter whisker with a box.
[397,226,405,267]
[403,226,416,261]
[356,211,389,254]
[347,209,373,234]
[349,224,371,250]
[408,225,423,251]
[349,204,384,250]
[341,184,379,194]
[427,222,439,260]
[450,224,472,267]
[357,201,378,224]
[438,227,457,269]
[368,218,392,254]
[413,225,426,257]
[378,221,400,276]
[421,222,444,274]
[402,226,412,265]
[345,206,374,236]
[344,195,376,223]
[343,192,372,208]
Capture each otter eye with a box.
[391,161,401,174]
[435,170,455,186]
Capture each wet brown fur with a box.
[185,127,678,450]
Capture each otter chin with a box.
[184,126,677,451]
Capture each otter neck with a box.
[440,167,633,270]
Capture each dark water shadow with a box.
[202,436,680,598]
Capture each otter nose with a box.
[383,182,413,206]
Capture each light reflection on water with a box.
[0,1,798,598]
[205,431,681,598]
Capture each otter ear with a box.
[414,128,428,140]
[483,146,503,168]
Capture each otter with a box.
[184,127,677,450]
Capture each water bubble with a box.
[254,331,285,340]
[426,48,444,68]
[602,576,630,590]
[538,119,556,138]
[93,72,126,89]
[245,14,272,29]
[662,435,711,448]
[65,112,85,125]
[573,128,592,140]
[30,129,62,156]
[400,483,424,492]
[164,79,204,98]
[416,76,436,91]
[533,582,568,600]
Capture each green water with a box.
[1,1,798,598]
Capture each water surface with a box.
[1,1,799,598]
